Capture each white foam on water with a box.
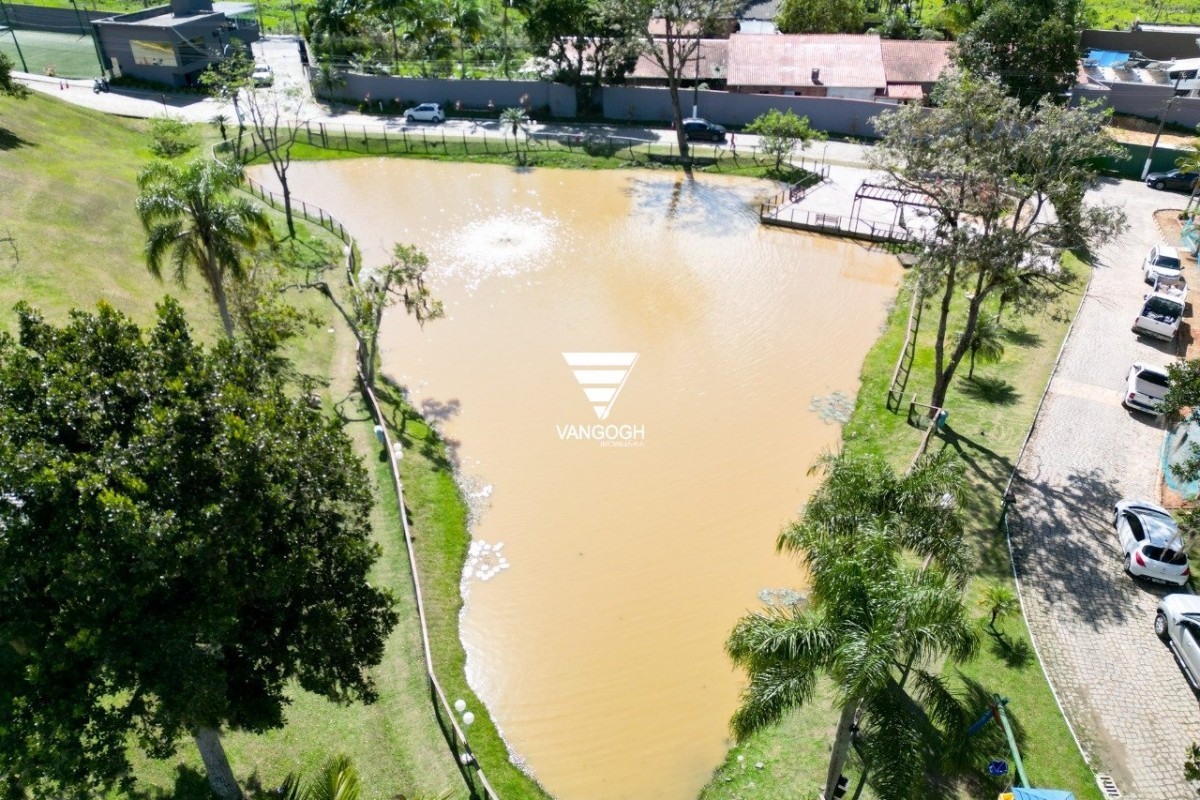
[433,211,558,290]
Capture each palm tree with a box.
[135,159,271,337]
[978,582,1018,635]
[448,0,484,78]
[958,313,1005,379]
[778,449,969,582]
[278,755,453,800]
[311,59,348,99]
[372,0,404,65]
[728,525,978,800]
[499,106,530,164]
[1177,140,1200,215]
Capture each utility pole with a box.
[1143,71,1184,180]
[691,33,700,117]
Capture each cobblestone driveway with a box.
[1011,178,1200,799]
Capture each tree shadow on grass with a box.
[960,376,1021,406]
[0,126,31,151]
[1002,325,1042,349]
[126,766,214,800]
[934,425,1015,577]
[985,628,1034,670]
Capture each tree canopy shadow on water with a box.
[622,174,761,234]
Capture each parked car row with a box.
[1119,229,1199,691]
[1132,245,1187,343]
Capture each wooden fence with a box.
[216,136,506,800]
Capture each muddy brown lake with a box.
[261,159,902,800]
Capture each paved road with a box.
[1011,178,1200,800]
[13,35,873,168]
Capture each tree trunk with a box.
[209,267,236,338]
[390,19,399,65]
[931,272,987,410]
[968,345,976,379]
[193,727,243,800]
[281,176,296,238]
[929,266,957,410]
[666,82,689,161]
[824,701,859,800]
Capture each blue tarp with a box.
[1086,49,1132,66]
[1013,789,1077,800]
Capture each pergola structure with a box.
[849,182,943,233]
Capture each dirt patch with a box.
[1153,209,1195,260]
[1106,114,1195,149]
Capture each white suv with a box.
[1144,245,1183,284]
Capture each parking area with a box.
[1011,179,1200,800]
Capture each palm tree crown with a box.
[135,158,270,337]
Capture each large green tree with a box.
[596,0,738,161]
[869,70,1125,411]
[729,451,977,800]
[0,52,28,98]
[525,0,634,111]
[954,0,1084,104]
[775,0,863,33]
[136,158,271,338]
[0,300,398,799]
[744,108,824,176]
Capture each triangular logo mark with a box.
[562,352,638,420]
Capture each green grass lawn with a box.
[0,91,481,800]
[700,254,1101,800]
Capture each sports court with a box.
[0,28,103,78]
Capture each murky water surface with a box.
[270,160,901,800]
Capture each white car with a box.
[1132,291,1185,341]
[1155,594,1200,689]
[404,103,445,123]
[1113,499,1191,585]
[1144,245,1183,284]
[1123,362,1170,415]
[251,63,273,87]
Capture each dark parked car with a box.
[1146,168,1199,192]
[682,118,726,142]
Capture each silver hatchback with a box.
[1113,499,1191,585]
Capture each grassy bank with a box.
[253,124,812,182]
[0,91,484,800]
[700,254,1102,800]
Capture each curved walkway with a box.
[1010,179,1200,799]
